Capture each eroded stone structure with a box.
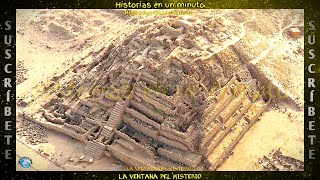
[259,149,304,171]
[19,15,271,170]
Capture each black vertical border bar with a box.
[1,0,16,178]
[304,6,320,178]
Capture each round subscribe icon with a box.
[19,157,32,168]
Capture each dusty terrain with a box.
[16,9,304,171]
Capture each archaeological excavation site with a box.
[16,9,304,171]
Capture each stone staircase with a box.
[100,100,125,141]
[106,101,124,128]
[83,141,107,159]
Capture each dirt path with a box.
[251,10,300,64]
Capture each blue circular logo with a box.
[19,157,32,168]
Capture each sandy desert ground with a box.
[16,9,304,171]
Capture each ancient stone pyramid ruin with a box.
[20,15,271,170]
